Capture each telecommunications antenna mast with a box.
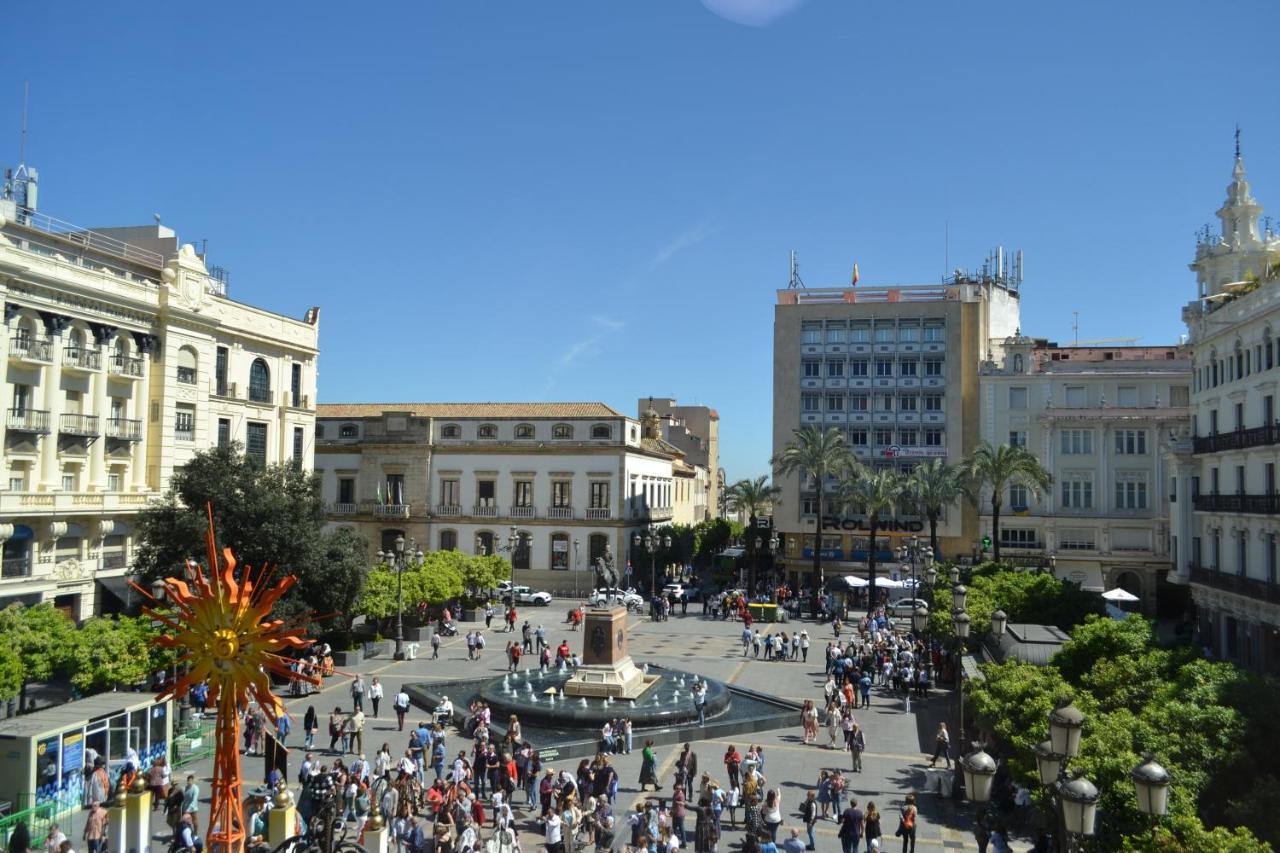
[788,249,806,289]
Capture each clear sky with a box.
[3,1,1279,483]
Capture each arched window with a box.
[515,424,535,439]
[552,423,573,439]
[177,346,198,385]
[478,424,497,438]
[475,530,494,555]
[591,424,612,439]
[513,530,531,571]
[380,529,405,554]
[441,424,461,438]
[339,423,358,438]
[589,533,610,569]
[439,529,458,551]
[550,532,570,570]
[248,358,271,403]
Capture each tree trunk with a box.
[991,498,1002,565]
[867,515,879,616]
[928,512,940,559]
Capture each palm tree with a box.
[838,464,906,615]
[907,459,965,558]
[771,426,850,590]
[726,475,782,593]
[964,442,1053,564]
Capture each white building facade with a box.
[315,403,682,596]
[980,337,1190,609]
[1170,146,1280,673]
[0,183,319,619]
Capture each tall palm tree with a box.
[838,464,905,614]
[726,475,782,593]
[772,426,850,590]
[907,459,965,558]
[964,442,1053,564]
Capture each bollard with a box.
[268,788,298,843]
[124,776,152,853]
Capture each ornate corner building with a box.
[0,166,319,619]
[1170,143,1280,673]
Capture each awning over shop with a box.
[717,548,746,558]
[96,575,137,608]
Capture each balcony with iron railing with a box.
[1193,424,1280,454]
[435,504,461,516]
[9,336,52,362]
[100,552,128,571]
[509,505,535,519]
[6,408,50,433]
[473,504,498,518]
[329,503,357,515]
[1,557,31,579]
[59,413,100,436]
[105,417,142,440]
[1192,493,1280,515]
[62,346,100,371]
[586,507,613,520]
[546,506,574,520]
[109,353,143,377]
[1190,564,1280,604]
[372,503,411,519]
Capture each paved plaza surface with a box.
[82,606,1011,850]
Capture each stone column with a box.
[131,334,154,491]
[88,325,114,491]
[124,778,151,853]
[38,314,69,490]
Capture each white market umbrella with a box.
[842,575,869,588]
[1101,588,1140,602]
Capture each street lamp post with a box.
[573,538,580,600]
[633,528,671,600]
[376,535,422,660]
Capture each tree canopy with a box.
[967,613,1275,849]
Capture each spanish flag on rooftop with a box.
[851,263,860,286]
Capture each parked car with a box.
[590,587,644,610]
[501,584,553,606]
[887,597,929,617]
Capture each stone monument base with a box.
[563,656,657,699]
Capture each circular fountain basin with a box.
[478,667,730,728]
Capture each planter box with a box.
[458,608,478,622]
[405,627,429,642]
[332,649,363,667]
[747,603,784,623]
[363,640,395,659]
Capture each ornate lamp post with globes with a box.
[633,528,671,600]
[376,535,423,660]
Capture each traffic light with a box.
[981,535,992,551]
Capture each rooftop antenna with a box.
[944,220,949,281]
[1072,311,1079,346]
[788,249,806,289]
[18,81,28,166]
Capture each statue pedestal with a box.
[107,805,128,853]
[268,802,297,843]
[564,607,657,699]
[364,824,391,853]
[125,790,151,853]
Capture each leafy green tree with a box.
[0,642,22,703]
[132,443,325,599]
[459,554,510,599]
[277,526,369,634]
[906,459,965,557]
[963,442,1052,564]
[0,603,75,707]
[1052,614,1158,683]
[68,615,163,694]
[837,464,904,613]
[772,426,850,587]
[726,475,781,591]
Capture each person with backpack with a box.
[896,793,917,853]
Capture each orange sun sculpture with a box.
[136,505,318,853]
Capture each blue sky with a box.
[3,1,1279,482]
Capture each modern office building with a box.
[771,256,1023,586]
[1169,144,1280,673]
[315,402,683,594]
[980,337,1190,611]
[0,166,319,618]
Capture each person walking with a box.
[638,740,660,791]
[350,707,365,756]
[181,775,201,833]
[350,675,365,712]
[82,802,107,853]
[800,790,818,850]
[431,630,442,659]
[850,723,866,772]
[928,723,950,769]
[393,688,410,731]
[897,793,917,853]
[303,705,319,749]
[836,798,863,853]
[369,677,383,717]
[485,602,495,629]
[863,802,882,853]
